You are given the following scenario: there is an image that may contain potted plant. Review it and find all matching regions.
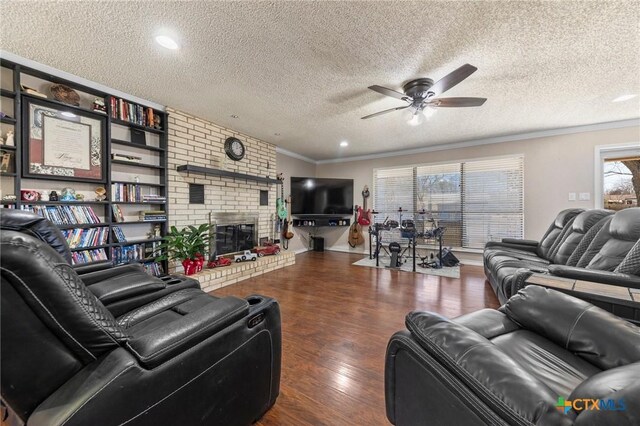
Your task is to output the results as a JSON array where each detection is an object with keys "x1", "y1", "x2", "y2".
[{"x1": 156, "y1": 224, "x2": 210, "y2": 275}]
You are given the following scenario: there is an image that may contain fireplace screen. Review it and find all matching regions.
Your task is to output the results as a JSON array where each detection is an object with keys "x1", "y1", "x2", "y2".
[{"x1": 209, "y1": 213, "x2": 258, "y2": 258}]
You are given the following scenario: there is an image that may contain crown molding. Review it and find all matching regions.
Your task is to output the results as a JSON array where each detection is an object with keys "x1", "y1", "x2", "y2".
[
  {"x1": 1, "y1": 50, "x2": 165, "y2": 111},
  {"x1": 313, "y1": 118, "x2": 640, "y2": 165},
  {"x1": 275, "y1": 146, "x2": 317, "y2": 164}
]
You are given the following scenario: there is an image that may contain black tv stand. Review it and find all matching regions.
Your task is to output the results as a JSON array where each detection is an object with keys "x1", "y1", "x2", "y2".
[{"x1": 292, "y1": 217, "x2": 350, "y2": 227}]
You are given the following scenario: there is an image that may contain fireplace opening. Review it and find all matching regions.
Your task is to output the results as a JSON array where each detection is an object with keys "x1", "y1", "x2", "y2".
[{"x1": 209, "y1": 212, "x2": 258, "y2": 259}]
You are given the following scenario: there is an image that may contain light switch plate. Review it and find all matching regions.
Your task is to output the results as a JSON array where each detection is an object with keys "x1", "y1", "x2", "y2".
[
  {"x1": 579, "y1": 192, "x2": 591, "y2": 201},
  {"x1": 568, "y1": 192, "x2": 577, "y2": 201}
]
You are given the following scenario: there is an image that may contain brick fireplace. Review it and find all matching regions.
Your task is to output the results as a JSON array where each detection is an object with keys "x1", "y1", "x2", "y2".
[{"x1": 166, "y1": 108, "x2": 294, "y2": 285}]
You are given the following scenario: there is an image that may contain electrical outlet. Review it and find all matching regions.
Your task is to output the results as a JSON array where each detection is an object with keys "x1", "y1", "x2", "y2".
[
  {"x1": 579, "y1": 192, "x2": 591, "y2": 201},
  {"x1": 568, "y1": 192, "x2": 577, "y2": 201}
]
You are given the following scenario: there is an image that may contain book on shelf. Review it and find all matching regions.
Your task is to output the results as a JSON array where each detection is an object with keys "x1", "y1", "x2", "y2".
[
  {"x1": 61, "y1": 227, "x2": 109, "y2": 249},
  {"x1": 111, "y1": 204, "x2": 125, "y2": 222},
  {"x1": 111, "y1": 153, "x2": 142, "y2": 163},
  {"x1": 139, "y1": 210, "x2": 167, "y2": 221},
  {"x1": 143, "y1": 261, "x2": 164, "y2": 277},
  {"x1": 19, "y1": 205, "x2": 101, "y2": 225},
  {"x1": 112, "y1": 225, "x2": 127, "y2": 243},
  {"x1": 109, "y1": 97, "x2": 159, "y2": 129},
  {"x1": 71, "y1": 248, "x2": 108, "y2": 265},
  {"x1": 111, "y1": 244, "x2": 145, "y2": 265}
]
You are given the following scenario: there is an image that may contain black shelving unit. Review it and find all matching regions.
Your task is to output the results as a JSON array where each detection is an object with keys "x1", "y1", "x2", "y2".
[{"x1": 1, "y1": 58, "x2": 169, "y2": 274}]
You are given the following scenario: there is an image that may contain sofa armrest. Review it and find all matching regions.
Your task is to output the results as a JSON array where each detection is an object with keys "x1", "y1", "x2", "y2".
[
  {"x1": 501, "y1": 238, "x2": 539, "y2": 246},
  {"x1": 127, "y1": 296, "x2": 249, "y2": 368},
  {"x1": 81, "y1": 263, "x2": 146, "y2": 286},
  {"x1": 485, "y1": 239, "x2": 539, "y2": 253},
  {"x1": 405, "y1": 311, "x2": 569, "y2": 425},
  {"x1": 548, "y1": 265, "x2": 640, "y2": 290},
  {"x1": 72, "y1": 261, "x2": 113, "y2": 275}
]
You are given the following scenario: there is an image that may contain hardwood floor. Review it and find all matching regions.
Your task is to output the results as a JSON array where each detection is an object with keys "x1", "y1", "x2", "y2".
[{"x1": 212, "y1": 251, "x2": 499, "y2": 426}]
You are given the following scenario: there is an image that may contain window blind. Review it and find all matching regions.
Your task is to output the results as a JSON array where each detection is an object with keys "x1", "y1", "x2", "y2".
[
  {"x1": 462, "y1": 156, "x2": 524, "y2": 249},
  {"x1": 416, "y1": 163, "x2": 462, "y2": 247},
  {"x1": 373, "y1": 166, "x2": 414, "y2": 218},
  {"x1": 373, "y1": 155, "x2": 524, "y2": 249}
]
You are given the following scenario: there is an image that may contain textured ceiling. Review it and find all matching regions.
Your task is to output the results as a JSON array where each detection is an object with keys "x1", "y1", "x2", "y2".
[{"x1": 1, "y1": 1, "x2": 639, "y2": 160}]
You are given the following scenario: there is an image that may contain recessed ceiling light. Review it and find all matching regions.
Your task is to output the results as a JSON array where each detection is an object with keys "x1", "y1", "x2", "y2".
[
  {"x1": 340, "y1": 141, "x2": 349, "y2": 147},
  {"x1": 274, "y1": 133, "x2": 281, "y2": 136},
  {"x1": 612, "y1": 94, "x2": 637, "y2": 103},
  {"x1": 230, "y1": 114, "x2": 239, "y2": 118},
  {"x1": 155, "y1": 35, "x2": 179, "y2": 50},
  {"x1": 60, "y1": 111, "x2": 76, "y2": 118}
]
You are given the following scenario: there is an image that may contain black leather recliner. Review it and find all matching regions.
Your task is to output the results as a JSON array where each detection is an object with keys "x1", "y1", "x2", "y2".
[
  {"x1": 484, "y1": 208, "x2": 585, "y2": 302},
  {"x1": 1, "y1": 217, "x2": 281, "y2": 425},
  {"x1": 385, "y1": 285, "x2": 640, "y2": 425},
  {"x1": 0, "y1": 210, "x2": 200, "y2": 316}
]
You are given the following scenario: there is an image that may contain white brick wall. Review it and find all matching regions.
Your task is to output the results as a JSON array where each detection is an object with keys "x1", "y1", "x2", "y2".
[{"x1": 167, "y1": 108, "x2": 278, "y2": 243}]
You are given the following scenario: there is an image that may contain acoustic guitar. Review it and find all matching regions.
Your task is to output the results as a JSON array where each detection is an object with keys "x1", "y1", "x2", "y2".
[
  {"x1": 348, "y1": 206, "x2": 364, "y2": 247},
  {"x1": 283, "y1": 196, "x2": 294, "y2": 240},
  {"x1": 357, "y1": 185, "x2": 371, "y2": 226}
]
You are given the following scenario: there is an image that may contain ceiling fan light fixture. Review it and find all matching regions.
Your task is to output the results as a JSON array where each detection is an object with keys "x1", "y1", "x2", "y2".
[
  {"x1": 407, "y1": 110, "x2": 424, "y2": 126},
  {"x1": 423, "y1": 106, "x2": 436, "y2": 118}
]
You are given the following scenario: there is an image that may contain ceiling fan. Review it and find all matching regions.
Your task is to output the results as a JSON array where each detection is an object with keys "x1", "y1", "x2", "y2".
[{"x1": 361, "y1": 64, "x2": 487, "y2": 125}]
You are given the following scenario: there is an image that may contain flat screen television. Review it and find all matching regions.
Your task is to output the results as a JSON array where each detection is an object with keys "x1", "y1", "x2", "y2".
[{"x1": 290, "y1": 177, "x2": 353, "y2": 216}]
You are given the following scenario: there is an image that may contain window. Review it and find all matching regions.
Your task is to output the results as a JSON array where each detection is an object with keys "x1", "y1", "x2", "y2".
[
  {"x1": 603, "y1": 156, "x2": 638, "y2": 211},
  {"x1": 374, "y1": 155, "x2": 524, "y2": 249}
]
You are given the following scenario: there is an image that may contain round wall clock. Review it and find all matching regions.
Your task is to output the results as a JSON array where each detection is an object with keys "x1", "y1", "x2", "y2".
[{"x1": 224, "y1": 137, "x2": 246, "y2": 161}]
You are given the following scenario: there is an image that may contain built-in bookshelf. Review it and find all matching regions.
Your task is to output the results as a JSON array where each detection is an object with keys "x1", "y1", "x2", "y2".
[{"x1": 0, "y1": 59, "x2": 169, "y2": 275}]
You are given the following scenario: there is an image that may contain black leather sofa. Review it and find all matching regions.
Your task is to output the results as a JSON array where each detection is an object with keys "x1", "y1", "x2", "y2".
[
  {"x1": 1, "y1": 212, "x2": 281, "y2": 425},
  {"x1": 385, "y1": 285, "x2": 640, "y2": 425},
  {"x1": 484, "y1": 208, "x2": 640, "y2": 304},
  {"x1": 0, "y1": 209, "x2": 201, "y2": 316}
]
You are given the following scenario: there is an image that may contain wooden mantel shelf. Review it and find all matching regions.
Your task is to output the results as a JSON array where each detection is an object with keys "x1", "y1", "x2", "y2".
[{"x1": 176, "y1": 165, "x2": 281, "y2": 184}]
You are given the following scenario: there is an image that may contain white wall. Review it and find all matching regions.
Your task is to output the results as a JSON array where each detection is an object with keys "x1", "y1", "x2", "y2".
[
  {"x1": 314, "y1": 125, "x2": 640, "y2": 257},
  {"x1": 276, "y1": 151, "x2": 317, "y2": 253}
]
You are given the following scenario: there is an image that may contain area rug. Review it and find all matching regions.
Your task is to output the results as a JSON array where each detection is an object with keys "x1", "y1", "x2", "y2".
[{"x1": 353, "y1": 256, "x2": 461, "y2": 278}]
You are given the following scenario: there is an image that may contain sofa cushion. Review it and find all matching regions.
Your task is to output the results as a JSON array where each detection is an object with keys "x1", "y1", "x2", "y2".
[
  {"x1": 550, "y1": 210, "x2": 613, "y2": 265},
  {"x1": 491, "y1": 330, "x2": 601, "y2": 396},
  {"x1": 406, "y1": 310, "x2": 572, "y2": 425},
  {"x1": 569, "y1": 362, "x2": 640, "y2": 408},
  {"x1": 505, "y1": 286, "x2": 640, "y2": 370},
  {"x1": 587, "y1": 208, "x2": 640, "y2": 271}
]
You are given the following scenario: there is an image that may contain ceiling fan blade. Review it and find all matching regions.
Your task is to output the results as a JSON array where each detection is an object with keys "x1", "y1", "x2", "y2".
[
  {"x1": 361, "y1": 105, "x2": 410, "y2": 120},
  {"x1": 428, "y1": 64, "x2": 478, "y2": 97},
  {"x1": 428, "y1": 97, "x2": 487, "y2": 108},
  {"x1": 368, "y1": 85, "x2": 411, "y2": 101}
]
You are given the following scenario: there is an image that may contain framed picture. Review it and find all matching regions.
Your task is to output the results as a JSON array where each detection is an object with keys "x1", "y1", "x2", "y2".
[{"x1": 22, "y1": 97, "x2": 106, "y2": 182}]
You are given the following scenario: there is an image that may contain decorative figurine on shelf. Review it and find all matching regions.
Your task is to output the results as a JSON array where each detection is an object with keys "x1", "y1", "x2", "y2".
[
  {"x1": 91, "y1": 98, "x2": 107, "y2": 114},
  {"x1": 75, "y1": 193, "x2": 85, "y2": 201},
  {"x1": 0, "y1": 152, "x2": 11, "y2": 173},
  {"x1": 153, "y1": 115, "x2": 161, "y2": 130},
  {"x1": 5, "y1": 131, "x2": 14, "y2": 147},
  {"x1": 49, "y1": 190, "x2": 59, "y2": 201},
  {"x1": 94, "y1": 187, "x2": 107, "y2": 201},
  {"x1": 60, "y1": 187, "x2": 76, "y2": 201},
  {"x1": 2, "y1": 194, "x2": 17, "y2": 202},
  {"x1": 20, "y1": 190, "x2": 39, "y2": 202},
  {"x1": 50, "y1": 84, "x2": 80, "y2": 106},
  {"x1": 147, "y1": 224, "x2": 162, "y2": 239},
  {"x1": 40, "y1": 191, "x2": 50, "y2": 202},
  {"x1": 134, "y1": 175, "x2": 140, "y2": 183}
]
